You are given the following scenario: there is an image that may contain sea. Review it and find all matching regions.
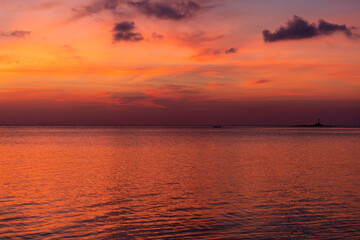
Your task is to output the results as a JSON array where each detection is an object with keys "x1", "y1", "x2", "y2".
[{"x1": 0, "y1": 127, "x2": 359, "y2": 239}]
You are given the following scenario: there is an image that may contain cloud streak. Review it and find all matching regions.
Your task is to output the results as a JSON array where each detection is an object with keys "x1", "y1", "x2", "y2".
[
  {"x1": 253, "y1": 79, "x2": 271, "y2": 85},
  {"x1": 0, "y1": 30, "x2": 31, "y2": 38},
  {"x1": 107, "y1": 84, "x2": 205, "y2": 108},
  {"x1": 263, "y1": 16, "x2": 358, "y2": 42}
]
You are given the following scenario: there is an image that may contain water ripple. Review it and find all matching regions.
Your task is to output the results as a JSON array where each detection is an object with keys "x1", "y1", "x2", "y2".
[{"x1": 1, "y1": 127, "x2": 359, "y2": 239}]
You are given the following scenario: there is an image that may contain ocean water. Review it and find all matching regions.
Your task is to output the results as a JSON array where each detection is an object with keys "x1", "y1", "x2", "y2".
[{"x1": 0, "y1": 127, "x2": 359, "y2": 239}]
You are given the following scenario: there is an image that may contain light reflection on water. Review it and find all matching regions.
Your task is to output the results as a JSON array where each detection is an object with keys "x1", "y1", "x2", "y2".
[{"x1": 0, "y1": 127, "x2": 359, "y2": 239}]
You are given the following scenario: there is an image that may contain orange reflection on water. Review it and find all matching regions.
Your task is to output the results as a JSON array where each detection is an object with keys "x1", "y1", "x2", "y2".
[{"x1": 0, "y1": 127, "x2": 359, "y2": 239}]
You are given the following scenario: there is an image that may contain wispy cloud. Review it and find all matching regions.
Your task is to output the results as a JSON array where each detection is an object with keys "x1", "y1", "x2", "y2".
[
  {"x1": 0, "y1": 30, "x2": 31, "y2": 38},
  {"x1": 128, "y1": 0, "x2": 200, "y2": 20},
  {"x1": 225, "y1": 47, "x2": 237, "y2": 54},
  {"x1": 70, "y1": 0, "x2": 122, "y2": 20},
  {"x1": 253, "y1": 79, "x2": 271, "y2": 85},
  {"x1": 152, "y1": 32, "x2": 164, "y2": 39},
  {"x1": 28, "y1": 2, "x2": 61, "y2": 11}
]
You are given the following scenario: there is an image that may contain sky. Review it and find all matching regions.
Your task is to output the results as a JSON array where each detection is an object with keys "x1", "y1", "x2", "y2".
[{"x1": 0, "y1": 0, "x2": 359, "y2": 125}]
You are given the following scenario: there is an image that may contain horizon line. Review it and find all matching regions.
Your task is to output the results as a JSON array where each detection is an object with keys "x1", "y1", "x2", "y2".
[{"x1": 0, "y1": 124, "x2": 359, "y2": 128}]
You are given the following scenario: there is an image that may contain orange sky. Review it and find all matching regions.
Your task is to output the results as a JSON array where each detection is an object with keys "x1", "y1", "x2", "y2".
[{"x1": 0, "y1": 0, "x2": 359, "y2": 125}]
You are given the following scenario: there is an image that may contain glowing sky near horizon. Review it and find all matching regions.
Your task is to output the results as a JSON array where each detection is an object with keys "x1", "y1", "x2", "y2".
[{"x1": 0, "y1": 0, "x2": 359, "y2": 125}]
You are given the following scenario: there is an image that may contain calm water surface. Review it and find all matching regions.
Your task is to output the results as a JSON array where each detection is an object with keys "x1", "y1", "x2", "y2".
[{"x1": 0, "y1": 127, "x2": 359, "y2": 239}]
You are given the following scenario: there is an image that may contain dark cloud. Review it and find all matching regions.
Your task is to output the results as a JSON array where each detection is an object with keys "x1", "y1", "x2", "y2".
[
  {"x1": 0, "y1": 31, "x2": 31, "y2": 38},
  {"x1": 225, "y1": 47, "x2": 237, "y2": 54},
  {"x1": 128, "y1": 0, "x2": 200, "y2": 20},
  {"x1": 263, "y1": 15, "x2": 358, "y2": 42},
  {"x1": 263, "y1": 16, "x2": 317, "y2": 42},
  {"x1": 112, "y1": 21, "x2": 144, "y2": 42},
  {"x1": 317, "y1": 19, "x2": 354, "y2": 37},
  {"x1": 113, "y1": 21, "x2": 135, "y2": 32},
  {"x1": 114, "y1": 32, "x2": 144, "y2": 41},
  {"x1": 71, "y1": 0, "x2": 204, "y2": 22}
]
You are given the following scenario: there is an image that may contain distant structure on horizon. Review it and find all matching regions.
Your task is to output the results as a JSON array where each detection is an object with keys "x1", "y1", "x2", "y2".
[
  {"x1": 312, "y1": 118, "x2": 324, "y2": 127},
  {"x1": 295, "y1": 118, "x2": 327, "y2": 128}
]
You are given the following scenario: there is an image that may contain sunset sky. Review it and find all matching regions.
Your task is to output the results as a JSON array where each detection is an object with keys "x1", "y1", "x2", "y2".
[{"x1": 1, "y1": 0, "x2": 359, "y2": 125}]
